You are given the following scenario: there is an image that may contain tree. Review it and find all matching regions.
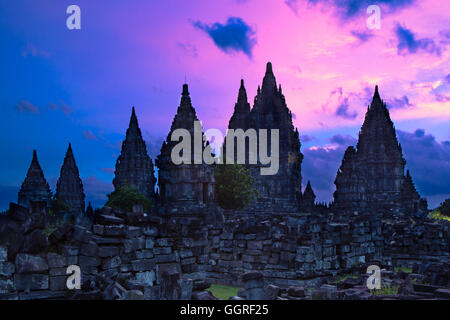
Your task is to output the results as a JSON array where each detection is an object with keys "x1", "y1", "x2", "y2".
[
  {"x1": 214, "y1": 163, "x2": 258, "y2": 210},
  {"x1": 437, "y1": 199, "x2": 450, "y2": 216},
  {"x1": 51, "y1": 196, "x2": 71, "y2": 213},
  {"x1": 106, "y1": 185, "x2": 152, "y2": 212}
]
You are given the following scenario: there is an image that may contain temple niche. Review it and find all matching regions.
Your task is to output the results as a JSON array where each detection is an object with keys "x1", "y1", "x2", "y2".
[
  {"x1": 156, "y1": 84, "x2": 215, "y2": 207},
  {"x1": 333, "y1": 86, "x2": 428, "y2": 217},
  {"x1": 113, "y1": 107, "x2": 157, "y2": 201},
  {"x1": 55, "y1": 143, "x2": 85, "y2": 214},
  {"x1": 18, "y1": 150, "x2": 52, "y2": 211},
  {"x1": 224, "y1": 62, "x2": 303, "y2": 213}
]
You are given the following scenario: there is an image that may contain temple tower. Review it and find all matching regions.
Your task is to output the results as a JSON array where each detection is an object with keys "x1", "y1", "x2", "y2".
[
  {"x1": 113, "y1": 107, "x2": 156, "y2": 200},
  {"x1": 301, "y1": 180, "x2": 316, "y2": 212},
  {"x1": 156, "y1": 84, "x2": 215, "y2": 205},
  {"x1": 18, "y1": 150, "x2": 52, "y2": 210},
  {"x1": 333, "y1": 86, "x2": 428, "y2": 216},
  {"x1": 225, "y1": 62, "x2": 303, "y2": 212},
  {"x1": 55, "y1": 143, "x2": 85, "y2": 214}
]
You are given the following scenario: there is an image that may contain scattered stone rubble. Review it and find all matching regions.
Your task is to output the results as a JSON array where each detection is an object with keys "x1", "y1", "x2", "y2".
[{"x1": 0, "y1": 202, "x2": 448, "y2": 300}]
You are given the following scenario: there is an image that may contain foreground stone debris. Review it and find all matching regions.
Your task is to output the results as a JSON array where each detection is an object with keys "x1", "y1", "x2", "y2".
[{"x1": 0, "y1": 202, "x2": 448, "y2": 300}]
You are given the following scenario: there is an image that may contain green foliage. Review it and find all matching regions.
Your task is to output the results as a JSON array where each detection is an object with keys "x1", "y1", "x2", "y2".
[
  {"x1": 106, "y1": 185, "x2": 152, "y2": 212},
  {"x1": 436, "y1": 199, "x2": 450, "y2": 216},
  {"x1": 429, "y1": 211, "x2": 450, "y2": 222},
  {"x1": 330, "y1": 273, "x2": 359, "y2": 284},
  {"x1": 214, "y1": 163, "x2": 259, "y2": 210},
  {"x1": 207, "y1": 284, "x2": 240, "y2": 300},
  {"x1": 51, "y1": 196, "x2": 71, "y2": 213},
  {"x1": 394, "y1": 266, "x2": 412, "y2": 274},
  {"x1": 43, "y1": 220, "x2": 65, "y2": 238},
  {"x1": 371, "y1": 284, "x2": 399, "y2": 295}
]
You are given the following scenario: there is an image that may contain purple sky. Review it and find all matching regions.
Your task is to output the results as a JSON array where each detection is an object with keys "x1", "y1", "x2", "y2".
[{"x1": 0, "y1": 0, "x2": 449, "y2": 209}]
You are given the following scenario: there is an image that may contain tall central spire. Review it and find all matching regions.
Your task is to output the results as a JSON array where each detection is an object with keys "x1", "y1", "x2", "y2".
[{"x1": 261, "y1": 62, "x2": 277, "y2": 94}]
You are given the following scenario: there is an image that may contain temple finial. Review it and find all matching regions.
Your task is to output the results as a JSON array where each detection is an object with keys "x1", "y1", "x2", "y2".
[{"x1": 182, "y1": 83, "x2": 189, "y2": 96}]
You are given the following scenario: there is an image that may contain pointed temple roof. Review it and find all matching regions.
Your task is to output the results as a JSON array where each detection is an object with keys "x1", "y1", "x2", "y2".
[
  {"x1": 303, "y1": 180, "x2": 316, "y2": 200},
  {"x1": 56, "y1": 143, "x2": 85, "y2": 213},
  {"x1": 18, "y1": 150, "x2": 52, "y2": 208},
  {"x1": 113, "y1": 107, "x2": 156, "y2": 200},
  {"x1": 333, "y1": 86, "x2": 426, "y2": 215},
  {"x1": 228, "y1": 79, "x2": 251, "y2": 131},
  {"x1": 261, "y1": 62, "x2": 277, "y2": 94}
]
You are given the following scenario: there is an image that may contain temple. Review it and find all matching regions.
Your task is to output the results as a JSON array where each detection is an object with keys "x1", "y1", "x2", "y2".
[
  {"x1": 55, "y1": 143, "x2": 85, "y2": 214},
  {"x1": 113, "y1": 107, "x2": 157, "y2": 200},
  {"x1": 225, "y1": 62, "x2": 303, "y2": 212},
  {"x1": 333, "y1": 86, "x2": 428, "y2": 216},
  {"x1": 156, "y1": 84, "x2": 215, "y2": 206},
  {"x1": 17, "y1": 150, "x2": 52, "y2": 210}
]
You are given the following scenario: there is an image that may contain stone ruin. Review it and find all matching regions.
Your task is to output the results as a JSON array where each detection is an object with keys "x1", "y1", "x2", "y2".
[
  {"x1": 55, "y1": 143, "x2": 85, "y2": 215},
  {"x1": 1, "y1": 62, "x2": 448, "y2": 300},
  {"x1": 0, "y1": 202, "x2": 448, "y2": 300},
  {"x1": 113, "y1": 107, "x2": 157, "y2": 201},
  {"x1": 332, "y1": 86, "x2": 428, "y2": 217},
  {"x1": 18, "y1": 150, "x2": 52, "y2": 211}
]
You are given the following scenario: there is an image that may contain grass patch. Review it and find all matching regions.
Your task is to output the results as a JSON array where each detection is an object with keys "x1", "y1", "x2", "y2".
[
  {"x1": 330, "y1": 274, "x2": 359, "y2": 284},
  {"x1": 394, "y1": 266, "x2": 412, "y2": 274},
  {"x1": 429, "y1": 211, "x2": 450, "y2": 222},
  {"x1": 371, "y1": 284, "x2": 399, "y2": 296},
  {"x1": 207, "y1": 284, "x2": 240, "y2": 300}
]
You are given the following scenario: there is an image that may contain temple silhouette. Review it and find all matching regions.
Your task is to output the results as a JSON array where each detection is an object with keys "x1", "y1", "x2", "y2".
[{"x1": 15, "y1": 62, "x2": 427, "y2": 217}]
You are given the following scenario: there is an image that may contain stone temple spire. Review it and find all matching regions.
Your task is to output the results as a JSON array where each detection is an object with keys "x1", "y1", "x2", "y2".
[
  {"x1": 18, "y1": 150, "x2": 52, "y2": 209},
  {"x1": 228, "y1": 79, "x2": 251, "y2": 130},
  {"x1": 113, "y1": 107, "x2": 156, "y2": 200},
  {"x1": 261, "y1": 62, "x2": 277, "y2": 95},
  {"x1": 156, "y1": 83, "x2": 214, "y2": 205},
  {"x1": 56, "y1": 143, "x2": 85, "y2": 214},
  {"x1": 333, "y1": 86, "x2": 427, "y2": 216},
  {"x1": 301, "y1": 180, "x2": 316, "y2": 211}
]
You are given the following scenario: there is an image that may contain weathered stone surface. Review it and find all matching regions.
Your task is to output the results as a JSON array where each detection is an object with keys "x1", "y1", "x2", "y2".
[
  {"x1": 14, "y1": 274, "x2": 49, "y2": 291},
  {"x1": 98, "y1": 246, "x2": 119, "y2": 258},
  {"x1": 15, "y1": 253, "x2": 48, "y2": 273},
  {"x1": 0, "y1": 246, "x2": 7, "y2": 262}
]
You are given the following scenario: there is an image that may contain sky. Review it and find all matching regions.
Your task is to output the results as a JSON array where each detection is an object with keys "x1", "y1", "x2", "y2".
[{"x1": 0, "y1": 0, "x2": 449, "y2": 209}]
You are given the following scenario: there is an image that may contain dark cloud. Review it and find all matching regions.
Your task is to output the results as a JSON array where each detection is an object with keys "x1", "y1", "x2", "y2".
[
  {"x1": 101, "y1": 168, "x2": 115, "y2": 175},
  {"x1": 291, "y1": 0, "x2": 414, "y2": 18},
  {"x1": 300, "y1": 134, "x2": 316, "y2": 143},
  {"x1": 83, "y1": 175, "x2": 113, "y2": 209},
  {"x1": 143, "y1": 130, "x2": 165, "y2": 160},
  {"x1": 302, "y1": 129, "x2": 450, "y2": 208},
  {"x1": 192, "y1": 17, "x2": 256, "y2": 58},
  {"x1": 395, "y1": 24, "x2": 442, "y2": 56},
  {"x1": 15, "y1": 100, "x2": 39, "y2": 114},
  {"x1": 48, "y1": 101, "x2": 73, "y2": 116},
  {"x1": 83, "y1": 130, "x2": 98, "y2": 141},
  {"x1": 397, "y1": 129, "x2": 450, "y2": 198},
  {"x1": 351, "y1": 30, "x2": 374, "y2": 43},
  {"x1": 446, "y1": 74, "x2": 450, "y2": 84},
  {"x1": 335, "y1": 98, "x2": 357, "y2": 119},
  {"x1": 302, "y1": 145, "x2": 347, "y2": 202},
  {"x1": 177, "y1": 43, "x2": 198, "y2": 58},
  {"x1": 329, "y1": 134, "x2": 357, "y2": 146},
  {"x1": 387, "y1": 95, "x2": 414, "y2": 109}
]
